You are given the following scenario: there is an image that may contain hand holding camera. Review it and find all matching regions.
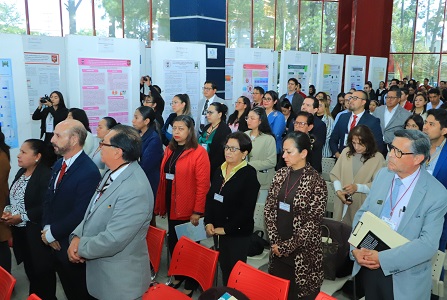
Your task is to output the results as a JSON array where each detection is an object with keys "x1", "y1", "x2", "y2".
[{"x1": 38, "y1": 94, "x2": 52, "y2": 108}]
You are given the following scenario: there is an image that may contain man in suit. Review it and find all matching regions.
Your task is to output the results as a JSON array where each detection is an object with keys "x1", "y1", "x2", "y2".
[
  {"x1": 197, "y1": 81, "x2": 224, "y2": 133},
  {"x1": 280, "y1": 78, "x2": 304, "y2": 114},
  {"x1": 330, "y1": 90, "x2": 384, "y2": 158},
  {"x1": 373, "y1": 86, "x2": 411, "y2": 156},
  {"x1": 41, "y1": 119, "x2": 101, "y2": 300},
  {"x1": 351, "y1": 129, "x2": 447, "y2": 300},
  {"x1": 68, "y1": 125, "x2": 152, "y2": 300}
]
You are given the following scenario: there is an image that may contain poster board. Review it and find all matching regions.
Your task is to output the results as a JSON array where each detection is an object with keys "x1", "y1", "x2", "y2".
[
  {"x1": 315, "y1": 53, "x2": 344, "y2": 109},
  {"x1": 368, "y1": 57, "x2": 388, "y2": 90},
  {"x1": 310, "y1": 53, "x2": 318, "y2": 86},
  {"x1": 272, "y1": 51, "x2": 279, "y2": 92},
  {"x1": 344, "y1": 55, "x2": 366, "y2": 92},
  {"x1": 279, "y1": 51, "x2": 312, "y2": 96},
  {"x1": 225, "y1": 48, "x2": 235, "y2": 102}
]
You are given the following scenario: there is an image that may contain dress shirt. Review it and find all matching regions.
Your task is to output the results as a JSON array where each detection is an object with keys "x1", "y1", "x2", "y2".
[
  {"x1": 426, "y1": 138, "x2": 446, "y2": 174},
  {"x1": 285, "y1": 93, "x2": 294, "y2": 102},
  {"x1": 427, "y1": 102, "x2": 443, "y2": 110},
  {"x1": 347, "y1": 110, "x2": 365, "y2": 132},
  {"x1": 384, "y1": 105, "x2": 399, "y2": 128}
]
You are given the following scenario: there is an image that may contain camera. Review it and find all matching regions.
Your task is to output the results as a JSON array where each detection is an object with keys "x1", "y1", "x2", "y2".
[
  {"x1": 345, "y1": 194, "x2": 353, "y2": 203},
  {"x1": 143, "y1": 76, "x2": 151, "y2": 82},
  {"x1": 40, "y1": 94, "x2": 51, "y2": 104}
]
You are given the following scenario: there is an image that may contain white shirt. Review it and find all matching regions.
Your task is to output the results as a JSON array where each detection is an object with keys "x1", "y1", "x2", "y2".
[
  {"x1": 347, "y1": 110, "x2": 365, "y2": 132},
  {"x1": 384, "y1": 105, "x2": 399, "y2": 128},
  {"x1": 427, "y1": 102, "x2": 442, "y2": 110}
]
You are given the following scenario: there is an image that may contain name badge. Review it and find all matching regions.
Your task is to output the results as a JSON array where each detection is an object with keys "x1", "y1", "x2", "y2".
[
  {"x1": 214, "y1": 193, "x2": 224, "y2": 202},
  {"x1": 201, "y1": 143, "x2": 208, "y2": 151},
  {"x1": 201, "y1": 115, "x2": 207, "y2": 125},
  {"x1": 381, "y1": 216, "x2": 397, "y2": 231},
  {"x1": 166, "y1": 173, "x2": 174, "y2": 180},
  {"x1": 343, "y1": 134, "x2": 349, "y2": 146},
  {"x1": 279, "y1": 202, "x2": 291, "y2": 212}
]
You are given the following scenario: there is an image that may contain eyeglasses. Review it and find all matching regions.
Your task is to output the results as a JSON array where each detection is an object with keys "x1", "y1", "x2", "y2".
[
  {"x1": 235, "y1": 101, "x2": 245, "y2": 105},
  {"x1": 171, "y1": 101, "x2": 181, "y2": 105},
  {"x1": 99, "y1": 142, "x2": 123, "y2": 151},
  {"x1": 252, "y1": 92, "x2": 261, "y2": 95},
  {"x1": 245, "y1": 116, "x2": 259, "y2": 121},
  {"x1": 223, "y1": 145, "x2": 241, "y2": 152},
  {"x1": 293, "y1": 121, "x2": 308, "y2": 127},
  {"x1": 206, "y1": 110, "x2": 217, "y2": 115},
  {"x1": 144, "y1": 100, "x2": 154, "y2": 104},
  {"x1": 389, "y1": 144, "x2": 414, "y2": 158},
  {"x1": 202, "y1": 87, "x2": 213, "y2": 91},
  {"x1": 387, "y1": 96, "x2": 400, "y2": 100},
  {"x1": 350, "y1": 96, "x2": 366, "y2": 101},
  {"x1": 263, "y1": 98, "x2": 273, "y2": 102}
]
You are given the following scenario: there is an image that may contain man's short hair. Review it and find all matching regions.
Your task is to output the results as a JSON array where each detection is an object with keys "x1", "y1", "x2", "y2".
[
  {"x1": 305, "y1": 96, "x2": 319, "y2": 109},
  {"x1": 204, "y1": 81, "x2": 217, "y2": 90},
  {"x1": 388, "y1": 85, "x2": 402, "y2": 98},
  {"x1": 391, "y1": 78, "x2": 400, "y2": 85},
  {"x1": 401, "y1": 87, "x2": 409, "y2": 96},
  {"x1": 365, "y1": 82, "x2": 372, "y2": 88},
  {"x1": 288, "y1": 78, "x2": 298, "y2": 86},
  {"x1": 394, "y1": 129, "x2": 430, "y2": 165},
  {"x1": 441, "y1": 81, "x2": 446, "y2": 84},
  {"x1": 254, "y1": 86, "x2": 265, "y2": 95},
  {"x1": 296, "y1": 111, "x2": 314, "y2": 126},
  {"x1": 68, "y1": 121, "x2": 87, "y2": 146},
  {"x1": 109, "y1": 125, "x2": 142, "y2": 162},
  {"x1": 428, "y1": 88, "x2": 441, "y2": 96},
  {"x1": 427, "y1": 109, "x2": 447, "y2": 137}
]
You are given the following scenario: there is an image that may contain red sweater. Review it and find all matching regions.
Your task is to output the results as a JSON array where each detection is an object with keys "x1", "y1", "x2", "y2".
[{"x1": 154, "y1": 146, "x2": 210, "y2": 220}]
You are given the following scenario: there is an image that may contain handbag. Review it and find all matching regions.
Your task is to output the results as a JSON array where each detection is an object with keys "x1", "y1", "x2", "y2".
[
  {"x1": 247, "y1": 230, "x2": 269, "y2": 257},
  {"x1": 321, "y1": 224, "x2": 339, "y2": 280}
]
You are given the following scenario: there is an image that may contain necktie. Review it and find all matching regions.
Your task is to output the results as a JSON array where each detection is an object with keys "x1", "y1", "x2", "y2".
[
  {"x1": 56, "y1": 162, "x2": 67, "y2": 186},
  {"x1": 350, "y1": 115, "x2": 358, "y2": 131},
  {"x1": 202, "y1": 99, "x2": 209, "y2": 115},
  {"x1": 380, "y1": 178, "x2": 403, "y2": 218}
]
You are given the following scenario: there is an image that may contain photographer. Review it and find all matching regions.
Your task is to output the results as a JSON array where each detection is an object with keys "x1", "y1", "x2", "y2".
[
  {"x1": 32, "y1": 91, "x2": 68, "y2": 164},
  {"x1": 140, "y1": 75, "x2": 151, "y2": 104}
]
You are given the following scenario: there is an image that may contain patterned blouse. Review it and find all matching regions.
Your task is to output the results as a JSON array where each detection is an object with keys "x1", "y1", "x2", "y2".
[{"x1": 9, "y1": 174, "x2": 30, "y2": 227}]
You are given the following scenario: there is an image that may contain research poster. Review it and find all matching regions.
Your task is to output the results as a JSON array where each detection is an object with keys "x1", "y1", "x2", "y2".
[
  {"x1": 0, "y1": 58, "x2": 19, "y2": 148},
  {"x1": 322, "y1": 64, "x2": 341, "y2": 100},
  {"x1": 163, "y1": 60, "x2": 201, "y2": 114},
  {"x1": 242, "y1": 64, "x2": 269, "y2": 101},
  {"x1": 225, "y1": 49, "x2": 235, "y2": 101},
  {"x1": 78, "y1": 58, "x2": 131, "y2": 132},
  {"x1": 349, "y1": 67, "x2": 364, "y2": 90},
  {"x1": 24, "y1": 52, "x2": 61, "y2": 114},
  {"x1": 287, "y1": 64, "x2": 309, "y2": 94}
]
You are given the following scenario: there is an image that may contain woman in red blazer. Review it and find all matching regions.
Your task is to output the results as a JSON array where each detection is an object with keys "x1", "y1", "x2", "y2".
[{"x1": 154, "y1": 115, "x2": 210, "y2": 297}]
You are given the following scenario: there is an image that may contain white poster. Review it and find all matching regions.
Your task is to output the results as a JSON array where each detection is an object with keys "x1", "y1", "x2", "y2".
[
  {"x1": 323, "y1": 64, "x2": 342, "y2": 100},
  {"x1": 287, "y1": 65, "x2": 309, "y2": 93},
  {"x1": 242, "y1": 64, "x2": 269, "y2": 101},
  {"x1": 24, "y1": 52, "x2": 61, "y2": 114},
  {"x1": 78, "y1": 58, "x2": 132, "y2": 132},
  {"x1": 163, "y1": 60, "x2": 201, "y2": 115},
  {"x1": 0, "y1": 58, "x2": 19, "y2": 148},
  {"x1": 225, "y1": 49, "x2": 235, "y2": 101},
  {"x1": 350, "y1": 67, "x2": 364, "y2": 90}
]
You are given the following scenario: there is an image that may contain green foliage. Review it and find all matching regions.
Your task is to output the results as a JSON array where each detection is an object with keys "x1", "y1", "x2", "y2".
[{"x1": 0, "y1": 2, "x2": 26, "y2": 34}]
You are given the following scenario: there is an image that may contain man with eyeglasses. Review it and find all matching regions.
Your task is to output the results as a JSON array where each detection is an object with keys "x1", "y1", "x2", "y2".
[
  {"x1": 373, "y1": 86, "x2": 411, "y2": 157},
  {"x1": 350, "y1": 129, "x2": 447, "y2": 300},
  {"x1": 330, "y1": 90, "x2": 384, "y2": 159},
  {"x1": 251, "y1": 86, "x2": 265, "y2": 108},
  {"x1": 427, "y1": 88, "x2": 444, "y2": 110},
  {"x1": 197, "y1": 81, "x2": 223, "y2": 133},
  {"x1": 279, "y1": 78, "x2": 304, "y2": 114},
  {"x1": 41, "y1": 119, "x2": 101, "y2": 300}
]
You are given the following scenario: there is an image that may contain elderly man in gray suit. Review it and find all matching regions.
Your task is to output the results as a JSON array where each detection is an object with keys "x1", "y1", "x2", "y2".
[
  {"x1": 351, "y1": 130, "x2": 447, "y2": 300},
  {"x1": 68, "y1": 125, "x2": 153, "y2": 300},
  {"x1": 373, "y1": 86, "x2": 411, "y2": 155},
  {"x1": 197, "y1": 81, "x2": 224, "y2": 133}
]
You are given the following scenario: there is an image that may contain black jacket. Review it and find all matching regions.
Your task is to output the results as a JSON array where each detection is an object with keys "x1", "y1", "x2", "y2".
[
  {"x1": 32, "y1": 106, "x2": 68, "y2": 139},
  {"x1": 202, "y1": 122, "x2": 232, "y2": 179}
]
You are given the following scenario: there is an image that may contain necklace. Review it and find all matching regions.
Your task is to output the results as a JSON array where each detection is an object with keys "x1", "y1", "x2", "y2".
[{"x1": 206, "y1": 122, "x2": 220, "y2": 140}]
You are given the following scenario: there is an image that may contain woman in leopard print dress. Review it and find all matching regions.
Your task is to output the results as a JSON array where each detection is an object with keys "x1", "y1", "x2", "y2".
[{"x1": 265, "y1": 131, "x2": 327, "y2": 300}]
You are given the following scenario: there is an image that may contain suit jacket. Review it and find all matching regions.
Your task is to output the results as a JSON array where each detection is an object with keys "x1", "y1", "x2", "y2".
[
  {"x1": 140, "y1": 126, "x2": 163, "y2": 194},
  {"x1": 433, "y1": 144, "x2": 447, "y2": 253},
  {"x1": 197, "y1": 95, "x2": 225, "y2": 131},
  {"x1": 329, "y1": 111, "x2": 384, "y2": 155},
  {"x1": 42, "y1": 151, "x2": 101, "y2": 262},
  {"x1": 373, "y1": 105, "x2": 412, "y2": 144},
  {"x1": 72, "y1": 162, "x2": 152, "y2": 300},
  {"x1": 351, "y1": 168, "x2": 447, "y2": 300},
  {"x1": 280, "y1": 92, "x2": 304, "y2": 114}
]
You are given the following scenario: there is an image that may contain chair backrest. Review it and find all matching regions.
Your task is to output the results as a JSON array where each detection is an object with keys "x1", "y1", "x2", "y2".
[
  {"x1": 253, "y1": 203, "x2": 265, "y2": 230},
  {"x1": 146, "y1": 225, "x2": 167, "y2": 273},
  {"x1": 322, "y1": 158, "x2": 336, "y2": 174},
  {"x1": 315, "y1": 291, "x2": 337, "y2": 300},
  {"x1": 27, "y1": 294, "x2": 42, "y2": 300},
  {"x1": 227, "y1": 261, "x2": 289, "y2": 300},
  {"x1": 168, "y1": 236, "x2": 219, "y2": 291},
  {"x1": 0, "y1": 266, "x2": 16, "y2": 300}
]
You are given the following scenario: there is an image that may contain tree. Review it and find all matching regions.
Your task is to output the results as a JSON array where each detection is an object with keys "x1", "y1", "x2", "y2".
[
  {"x1": 0, "y1": 2, "x2": 26, "y2": 34},
  {"x1": 65, "y1": 0, "x2": 83, "y2": 34}
]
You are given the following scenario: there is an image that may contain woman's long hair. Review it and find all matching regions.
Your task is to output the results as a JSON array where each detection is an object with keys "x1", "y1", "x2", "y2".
[
  {"x1": 228, "y1": 96, "x2": 251, "y2": 125},
  {"x1": 0, "y1": 131, "x2": 10, "y2": 161},
  {"x1": 347, "y1": 125, "x2": 378, "y2": 162},
  {"x1": 69, "y1": 108, "x2": 92, "y2": 132},
  {"x1": 250, "y1": 106, "x2": 273, "y2": 136}
]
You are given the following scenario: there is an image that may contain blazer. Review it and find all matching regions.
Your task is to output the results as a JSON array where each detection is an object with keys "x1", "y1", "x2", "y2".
[
  {"x1": 204, "y1": 164, "x2": 260, "y2": 236},
  {"x1": 197, "y1": 95, "x2": 225, "y2": 131},
  {"x1": 267, "y1": 110, "x2": 287, "y2": 154},
  {"x1": 140, "y1": 126, "x2": 163, "y2": 194},
  {"x1": 42, "y1": 151, "x2": 101, "y2": 262},
  {"x1": 8, "y1": 164, "x2": 53, "y2": 271},
  {"x1": 351, "y1": 168, "x2": 447, "y2": 300},
  {"x1": 32, "y1": 106, "x2": 68, "y2": 139},
  {"x1": 280, "y1": 92, "x2": 304, "y2": 114},
  {"x1": 433, "y1": 144, "x2": 447, "y2": 253},
  {"x1": 373, "y1": 105, "x2": 412, "y2": 144},
  {"x1": 0, "y1": 151, "x2": 11, "y2": 242},
  {"x1": 264, "y1": 164, "x2": 327, "y2": 298},
  {"x1": 201, "y1": 122, "x2": 232, "y2": 179},
  {"x1": 329, "y1": 111, "x2": 384, "y2": 155},
  {"x1": 72, "y1": 162, "x2": 152, "y2": 300}
]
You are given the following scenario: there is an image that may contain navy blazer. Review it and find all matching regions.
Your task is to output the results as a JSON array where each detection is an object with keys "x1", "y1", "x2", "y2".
[
  {"x1": 434, "y1": 144, "x2": 447, "y2": 254},
  {"x1": 42, "y1": 151, "x2": 101, "y2": 261},
  {"x1": 329, "y1": 111, "x2": 384, "y2": 155},
  {"x1": 139, "y1": 126, "x2": 163, "y2": 195}
]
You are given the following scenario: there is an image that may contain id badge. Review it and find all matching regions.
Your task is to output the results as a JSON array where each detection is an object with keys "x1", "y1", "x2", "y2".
[
  {"x1": 279, "y1": 202, "x2": 291, "y2": 212},
  {"x1": 166, "y1": 173, "x2": 174, "y2": 180},
  {"x1": 214, "y1": 193, "x2": 224, "y2": 203},
  {"x1": 201, "y1": 115, "x2": 207, "y2": 125},
  {"x1": 46, "y1": 114, "x2": 54, "y2": 133},
  {"x1": 201, "y1": 143, "x2": 208, "y2": 151},
  {"x1": 381, "y1": 216, "x2": 397, "y2": 230},
  {"x1": 343, "y1": 134, "x2": 349, "y2": 146}
]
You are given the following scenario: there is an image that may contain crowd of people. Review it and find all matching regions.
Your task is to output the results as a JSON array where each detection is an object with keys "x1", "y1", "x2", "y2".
[{"x1": 0, "y1": 75, "x2": 446, "y2": 300}]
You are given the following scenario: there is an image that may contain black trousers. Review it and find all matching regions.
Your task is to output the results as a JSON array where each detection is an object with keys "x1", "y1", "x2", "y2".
[
  {"x1": 360, "y1": 267, "x2": 394, "y2": 300},
  {"x1": 0, "y1": 240, "x2": 11, "y2": 273},
  {"x1": 213, "y1": 235, "x2": 250, "y2": 286}
]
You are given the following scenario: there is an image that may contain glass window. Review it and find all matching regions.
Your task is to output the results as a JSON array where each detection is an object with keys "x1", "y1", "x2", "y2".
[
  {"x1": 0, "y1": 0, "x2": 26, "y2": 34},
  {"x1": 28, "y1": 0, "x2": 61, "y2": 36},
  {"x1": 227, "y1": 0, "x2": 251, "y2": 48},
  {"x1": 95, "y1": 0, "x2": 123, "y2": 38},
  {"x1": 275, "y1": 0, "x2": 299, "y2": 50},
  {"x1": 390, "y1": 0, "x2": 416, "y2": 53},
  {"x1": 322, "y1": 1, "x2": 338, "y2": 53},
  {"x1": 253, "y1": 0, "x2": 275, "y2": 49},
  {"x1": 440, "y1": 54, "x2": 447, "y2": 80},
  {"x1": 152, "y1": 0, "x2": 170, "y2": 41},
  {"x1": 388, "y1": 54, "x2": 413, "y2": 81},
  {"x1": 414, "y1": 0, "x2": 445, "y2": 53},
  {"x1": 124, "y1": 0, "x2": 150, "y2": 45},
  {"x1": 413, "y1": 54, "x2": 440, "y2": 84},
  {"x1": 62, "y1": 0, "x2": 93, "y2": 36},
  {"x1": 299, "y1": 0, "x2": 323, "y2": 52}
]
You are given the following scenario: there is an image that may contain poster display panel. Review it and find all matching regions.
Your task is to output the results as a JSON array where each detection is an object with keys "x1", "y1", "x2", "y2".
[
  {"x1": 0, "y1": 58, "x2": 19, "y2": 148},
  {"x1": 344, "y1": 55, "x2": 366, "y2": 92},
  {"x1": 279, "y1": 51, "x2": 312, "y2": 95}
]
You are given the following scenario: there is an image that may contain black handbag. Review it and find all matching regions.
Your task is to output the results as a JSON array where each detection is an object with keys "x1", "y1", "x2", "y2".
[
  {"x1": 321, "y1": 224, "x2": 339, "y2": 280},
  {"x1": 247, "y1": 230, "x2": 269, "y2": 257}
]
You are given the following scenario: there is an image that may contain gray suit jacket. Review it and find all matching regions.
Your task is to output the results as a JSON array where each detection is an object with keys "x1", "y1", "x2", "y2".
[
  {"x1": 72, "y1": 162, "x2": 153, "y2": 300},
  {"x1": 197, "y1": 95, "x2": 225, "y2": 130},
  {"x1": 373, "y1": 105, "x2": 411, "y2": 144},
  {"x1": 351, "y1": 167, "x2": 447, "y2": 300}
]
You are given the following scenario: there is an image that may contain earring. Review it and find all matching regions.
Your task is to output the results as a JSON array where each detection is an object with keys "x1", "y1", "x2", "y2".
[{"x1": 35, "y1": 160, "x2": 39, "y2": 163}]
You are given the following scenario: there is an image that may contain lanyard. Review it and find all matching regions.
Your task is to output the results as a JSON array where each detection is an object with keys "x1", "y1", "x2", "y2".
[
  {"x1": 168, "y1": 148, "x2": 184, "y2": 174},
  {"x1": 283, "y1": 169, "x2": 304, "y2": 202},
  {"x1": 389, "y1": 168, "x2": 420, "y2": 216}
]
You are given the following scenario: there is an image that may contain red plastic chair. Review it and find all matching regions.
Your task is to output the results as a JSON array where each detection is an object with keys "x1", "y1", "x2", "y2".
[
  {"x1": 0, "y1": 266, "x2": 16, "y2": 300},
  {"x1": 227, "y1": 261, "x2": 290, "y2": 300},
  {"x1": 146, "y1": 225, "x2": 166, "y2": 280},
  {"x1": 143, "y1": 236, "x2": 219, "y2": 299},
  {"x1": 315, "y1": 291, "x2": 337, "y2": 300},
  {"x1": 27, "y1": 294, "x2": 42, "y2": 300}
]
